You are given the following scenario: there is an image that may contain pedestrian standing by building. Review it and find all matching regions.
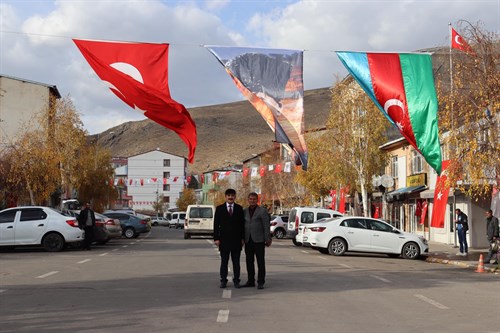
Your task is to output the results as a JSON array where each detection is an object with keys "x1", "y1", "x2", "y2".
[
  {"x1": 78, "y1": 202, "x2": 96, "y2": 251},
  {"x1": 242, "y1": 192, "x2": 271, "y2": 290},
  {"x1": 454, "y1": 208, "x2": 469, "y2": 256},
  {"x1": 213, "y1": 189, "x2": 245, "y2": 289},
  {"x1": 484, "y1": 209, "x2": 499, "y2": 264}
]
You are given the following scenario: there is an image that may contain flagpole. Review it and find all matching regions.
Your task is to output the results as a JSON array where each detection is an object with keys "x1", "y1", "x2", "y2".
[{"x1": 449, "y1": 23, "x2": 457, "y2": 247}]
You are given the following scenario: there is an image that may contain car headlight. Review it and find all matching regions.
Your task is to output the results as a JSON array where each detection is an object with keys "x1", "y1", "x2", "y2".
[{"x1": 419, "y1": 236, "x2": 428, "y2": 245}]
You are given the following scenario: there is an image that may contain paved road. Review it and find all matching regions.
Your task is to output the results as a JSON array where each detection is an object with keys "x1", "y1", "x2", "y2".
[{"x1": 1, "y1": 227, "x2": 499, "y2": 333}]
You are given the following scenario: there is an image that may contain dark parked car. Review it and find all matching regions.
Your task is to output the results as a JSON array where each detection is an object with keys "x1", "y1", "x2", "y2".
[{"x1": 102, "y1": 212, "x2": 151, "y2": 239}]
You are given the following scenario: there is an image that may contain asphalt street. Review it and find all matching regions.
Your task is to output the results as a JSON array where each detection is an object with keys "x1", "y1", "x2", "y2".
[{"x1": 1, "y1": 227, "x2": 499, "y2": 333}]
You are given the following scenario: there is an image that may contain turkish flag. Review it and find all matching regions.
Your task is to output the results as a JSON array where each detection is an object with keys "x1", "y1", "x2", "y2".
[
  {"x1": 339, "y1": 187, "x2": 346, "y2": 214},
  {"x1": 451, "y1": 28, "x2": 475, "y2": 55},
  {"x1": 73, "y1": 39, "x2": 197, "y2": 163},
  {"x1": 431, "y1": 160, "x2": 451, "y2": 228},
  {"x1": 259, "y1": 165, "x2": 266, "y2": 177},
  {"x1": 274, "y1": 164, "x2": 282, "y2": 173},
  {"x1": 373, "y1": 206, "x2": 380, "y2": 219},
  {"x1": 243, "y1": 168, "x2": 249, "y2": 177},
  {"x1": 420, "y1": 200, "x2": 428, "y2": 225},
  {"x1": 200, "y1": 174, "x2": 205, "y2": 183},
  {"x1": 330, "y1": 190, "x2": 337, "y2": 210}
]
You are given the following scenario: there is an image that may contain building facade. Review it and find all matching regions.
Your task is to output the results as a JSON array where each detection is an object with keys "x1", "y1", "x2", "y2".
[{"x1": 127, "y1": 149, "x2": 186, "y2": 212}]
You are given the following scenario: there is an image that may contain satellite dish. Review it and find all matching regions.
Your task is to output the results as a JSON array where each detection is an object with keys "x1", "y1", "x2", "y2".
[
  {"x1": 372, "y1": 175, "x2": 382, "y2": 188},
  {"x1": 381, "y1": 175, "x2": 394, "y2": 188}
]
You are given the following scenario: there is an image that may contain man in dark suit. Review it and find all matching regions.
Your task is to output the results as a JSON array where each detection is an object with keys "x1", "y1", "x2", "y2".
[
  {"x1": 243, "y1": 192, "x2": 271, "y2": 290},
  {"x1": 78, "y1": 202, "x2": 96, "y2": 250},
  {"x1": 214, "y1": 189, "x2": 245, "y2": 288}
]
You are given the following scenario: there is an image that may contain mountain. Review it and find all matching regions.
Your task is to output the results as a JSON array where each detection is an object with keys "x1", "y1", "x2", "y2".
[{"x1": 97, "y1": 87, "x2": 333, "y2": 173}]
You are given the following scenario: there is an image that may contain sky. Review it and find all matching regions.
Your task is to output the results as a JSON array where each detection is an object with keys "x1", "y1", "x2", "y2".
[{"x1": 0, "y1": 0, "x2": 498, "y2": 134}]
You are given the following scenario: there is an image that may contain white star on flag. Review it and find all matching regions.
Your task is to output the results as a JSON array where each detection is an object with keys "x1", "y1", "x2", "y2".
[{"x1": 437, "y1": 191, "x2": 443, "y2": 200}]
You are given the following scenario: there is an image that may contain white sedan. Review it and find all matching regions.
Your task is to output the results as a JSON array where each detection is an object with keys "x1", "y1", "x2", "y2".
[
  {"x1": 302, "y1": 216, "x2": 428, "y2": 260},
  {"x1": 0, "y1": 206, "x2": 84, "y2": 251}
]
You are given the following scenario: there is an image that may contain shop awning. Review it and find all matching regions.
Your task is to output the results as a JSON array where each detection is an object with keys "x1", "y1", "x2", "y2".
[{"x1": 387, "y1": 185, "x2": 427, "y2": 199}]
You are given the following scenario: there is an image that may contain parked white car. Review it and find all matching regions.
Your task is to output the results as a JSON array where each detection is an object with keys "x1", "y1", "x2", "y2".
[
  {"x1": 302, "y1": 216, "x2": 428, "y2": 259},
  {"x1": 184, "y1": 205, "x2": 214, "y2": 239},
  {"x1": 170, "y1": 211, "x2": 186, "y2": 229},
  {"x1": 151, "y1": 216, "x2": 169, "y2": 226},
  {"x1": 270, "y1": 215, "x2": 288, "y2": 239},
  {"x1": 287, "y1": 207, "x2": 343, "y2": 246},
  {"x1": 0, "y1": 206, "x2": 84, "y2": 252}
]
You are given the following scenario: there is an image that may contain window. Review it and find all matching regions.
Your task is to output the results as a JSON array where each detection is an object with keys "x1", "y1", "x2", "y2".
[
  {"x1": 163, "y1": 196, "x2": 170, "y2": 203},
  {"x1": 343, "y1": 219, "x2": 368, "y2": 229},
  {"x1": 189, "y1": 207, "x2": 213, "y2": 218},
  {"x1": 317, "y1": 213, "x2": 331, "y2": 220},
  {"x1": 369, "y1": 220, "x2": 393, "y2": 232},
  {"x1": 163, "y1": 171, "x2": 170, "y2": 179},
  {"x1": 391, "y1": 156, "x2": 398, "y2": 178},
  {"x1": 163, "y1": 184, "x2": 170, "y2": 191},
  {"x1": 0, "y1": 210, "x2": 17, "y2": 223},
  {"x1": 163, "y1": 159, "x2": 170, "y2": 167},
  {"x1": 20, "y1": 208, "x2": 47, "y2": 221},
  {"x1": 300, "y1": 212, "x2": 314, "y2": 224},
  {"x1": 412, "y1": 150, "x2": 423, "y2": 173}
]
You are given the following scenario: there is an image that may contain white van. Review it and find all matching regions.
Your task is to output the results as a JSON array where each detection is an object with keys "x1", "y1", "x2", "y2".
[
  {"x1": 286, "y1": 207, "x2": 343, "y2": 246},
  {"x1": 184, "y1": 205, "x2": 215, "y2": 239},
  {"x1": 169, "y1": 212, "x2": 186, "y2": 229}
]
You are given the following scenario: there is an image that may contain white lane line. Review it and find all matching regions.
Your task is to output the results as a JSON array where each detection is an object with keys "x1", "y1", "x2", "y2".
[
  {"x1": 77, "y1": 259, "x2": 91, "y2": 264},
  {"x1": 301, "y1": 250, "x2": 309, "y2": 254},
  {"x1": 122, "y1": 245, "x2": 128, "y2": 248},
  {"x1": 0, "y1": 289, "x2": 7, "y2": 293},
  {"x1": 206, "y1": 239, "x2": 213, "y2": 245},
  {"x1": 414, "y1": 294, "x2": 449, "y2": 309},
  {"x1": 370, "y1": 275, "x2": 391, "y2": 283},
  {"x1": 339, "y1": 263, "x2": 352, "y2": 269},
  {"x1": 36, "y1": 271, "x2": 59, "y2": 279},
  {"x1": 216, "y1": 310, "x2": 229, "y2": 323},
  {"x1": 222, "y1": 290, "x2": 231, "y2": 299},
  {"x1": 99, "y1": 253, "x2": 109, "y2": 257},
  {"x1": 317, "y1": 256, "x2": 327, "y2": 260},
  {"x1": 130, "y1": 242, "x2": 135, "y2": 245},
  {"x1": 112, "y1": 249, "x2": 118, "y2": 252}
]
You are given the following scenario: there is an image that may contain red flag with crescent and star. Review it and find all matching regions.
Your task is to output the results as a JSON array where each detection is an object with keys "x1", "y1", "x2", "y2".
[
  {"x1": 73, "y1": 39, "x2": 197, "y2": 163},
  {"x1": 339, "y1": 187, "x2": 346, "y2": 214},
  {"x1": 431, "y1": 160, "x2": 451, "y2": 228},
  {"x1": 330, "y1": 190, "x2": 337, "y2": 210},
  {"x1": 451, "y1": 27, "x2": 475, "y2": 55},
  {"x1": 420, "y1": 200, "x2": 428, "y2": 225}
]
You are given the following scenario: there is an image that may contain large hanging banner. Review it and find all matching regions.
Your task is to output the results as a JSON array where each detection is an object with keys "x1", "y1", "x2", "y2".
[
  {"x1": 336, "y1": 52, "x2": 442, "y2": 175},
  {"x1": 205, "y1": 46, "x2": 308, "y2": 170},
  {"x1": 73, "y1": 39, "x2": 197, "y2": 163}
]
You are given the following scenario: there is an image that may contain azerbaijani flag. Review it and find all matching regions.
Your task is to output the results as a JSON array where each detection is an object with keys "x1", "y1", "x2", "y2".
[{"x1": 336, "y1": 52, "x2": 442, "y2": 175}]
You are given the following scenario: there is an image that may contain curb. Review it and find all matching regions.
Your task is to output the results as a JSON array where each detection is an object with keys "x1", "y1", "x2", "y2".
[{"x1": 426, "y1": 257, "x2": 499, "y2": 274}]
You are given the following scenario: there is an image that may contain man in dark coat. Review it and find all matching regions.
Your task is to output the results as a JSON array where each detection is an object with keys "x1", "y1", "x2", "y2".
[
  {"x1": 213, "y1": 189, "x2": 245, "y2": 288},
  {"x1": 484, "y1": 209, "x2": 499, "y2": 264},
  {"x1": 242, "y1": 192, "x2": 271, "y2": 290},
  {"x1": 78, "y1": 202, "x2": 96, "y2": 250}
]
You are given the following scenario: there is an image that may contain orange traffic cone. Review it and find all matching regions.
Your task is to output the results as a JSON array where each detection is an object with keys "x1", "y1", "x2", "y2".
[{"x1": 475, "y1": 254, "x2": 485, "y2": 273}]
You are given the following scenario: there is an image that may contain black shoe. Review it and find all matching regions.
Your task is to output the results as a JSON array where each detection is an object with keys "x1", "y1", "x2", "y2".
[
  {"x1": 241, "y1": 282, "x2": 255, "y2": 288},
  {"x1": 234, "y1": 282, "x2": 241, "y2": 289},
  {"x1": 257, "y1": 284, "x2": 264, "y2": 290},
  {"x1": 220, "y1": 282, "x2": 227, "y2": 288}
]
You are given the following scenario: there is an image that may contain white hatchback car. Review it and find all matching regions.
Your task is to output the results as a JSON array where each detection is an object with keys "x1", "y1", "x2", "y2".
[
  {"x1": 302, "y1": 216, "x2": 428, "y2": 260},
  {"x1": 0, "y1": 206, "x2": 84, "y2": 252}
]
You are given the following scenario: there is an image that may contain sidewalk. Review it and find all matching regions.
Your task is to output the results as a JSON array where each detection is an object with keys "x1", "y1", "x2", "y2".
[{"x1": 426, "y1": 241, "x2": 499, "y2": 274}]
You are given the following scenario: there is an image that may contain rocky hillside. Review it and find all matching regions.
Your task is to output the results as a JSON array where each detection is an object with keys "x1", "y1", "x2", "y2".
[{"x1": 97, "y1": 87, "x2": 333, "y2": 173}]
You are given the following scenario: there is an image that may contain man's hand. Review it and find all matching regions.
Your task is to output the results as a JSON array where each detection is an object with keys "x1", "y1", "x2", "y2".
[
  {"x1": 265, "y1": 239, "x2": 272, "y2": 247},
  {"x1": 214, "y1": 240, "x2": 220, "y2": 247}
]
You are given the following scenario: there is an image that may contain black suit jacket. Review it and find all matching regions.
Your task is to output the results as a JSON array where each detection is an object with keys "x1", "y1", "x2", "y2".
[
  {"x1": 214, "y1": 203, "x2": 245, "y2": 251},
  {"x1": 77, "y1": 208, "x2": 96, "y2": 229}
]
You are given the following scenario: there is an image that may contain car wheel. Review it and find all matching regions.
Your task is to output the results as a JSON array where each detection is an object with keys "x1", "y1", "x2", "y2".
[
  {"x1": 292, "y1": 238, "x2": 302, "y2": 247},
  {"x1": 274, "y1": 228, "x2": 285, "y2": 239},
  {"x1": 401, "y1": 242, "x2": 420, "y2": 260},
  {"x1": 328, "y1": 238, "x2": 347, "y2": 256},
  {"x1": 184, "y1": 233, "x2": 190, "y2": 239},
  {"x1": 153, "y1": 222, "x2": 158, "y2": 226},
  {"x1": 42, "y1": 233, "x2": 65, "y2": 252},
  {"x1": 123, "y1": 228, "x2": 136, "y2": 239}
]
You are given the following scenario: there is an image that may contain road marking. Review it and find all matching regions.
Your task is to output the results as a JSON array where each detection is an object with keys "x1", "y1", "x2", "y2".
[
  {"x1": 216, "y1": 310, "x2": 229, "y2": 323},
  {"x1": 99, "y1": 253, "x2": 109, "y2": 257},
  {"x1": 339, "y1": 263, "x2": 352, "y2": 269},
  {"x1": 317, "y1": 256, "x2": 327, "y2": 260},
  {"x1": 206, "y1": 240, "x2": 213, "y2": 245},
  {"x1": 370, "y1": 275, "x2": 391, "y2": 283},
  {"x1": 301, "y1": 250, "x2": 309, "y2": 254},
  {"x1": 0, "y1": 289, "x2": 7, "y2": 294},
  {"x1": 130, "y1": 242, "x2": 135, "y2": 245},
  {"x1": 36, "y1": 271, "x2": 59, "y2": 279},
  {"x1": 122, "y1": 245, "x2": 128, "y2": 248},
  {"x1": 222, "y1": 290, "x2": 231, "y2": 299},
  {"x1": 414, "y1": 294, "x2": 449, "y2": 309},
  {"x1": 112, "y1": 249, "x2": 118, "y2": 252},
  {"x1": 77, "y1": 259, "x2": 91, "y2": 264}
]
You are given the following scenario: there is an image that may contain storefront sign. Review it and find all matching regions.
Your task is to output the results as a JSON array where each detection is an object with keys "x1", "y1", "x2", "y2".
[{"x1": 406, "y1": 173, "x2": 427, "y2": 187}]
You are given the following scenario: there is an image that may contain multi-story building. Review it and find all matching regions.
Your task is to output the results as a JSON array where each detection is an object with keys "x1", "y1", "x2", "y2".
[
  {"x1": 0, "y1": 74, "x2": 61, "y2": 147},
  {"x1": 127, "y1": 149, "x2": 186, "y2": 212}
]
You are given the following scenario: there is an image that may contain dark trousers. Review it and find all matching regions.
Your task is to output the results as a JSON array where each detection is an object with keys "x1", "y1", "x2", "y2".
[
  {"x1": 220, "y1": 249, "x2": 241, "y2": 283},
  {"x1": 245, "y1": 239, "x2": 266, "y2": 285},
  {"x1": 457, "y1": 229, "x2": 468, "y2": 253},
  {"x1": 82, "y1": 226, "x2": 94, "y2": 249}
]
